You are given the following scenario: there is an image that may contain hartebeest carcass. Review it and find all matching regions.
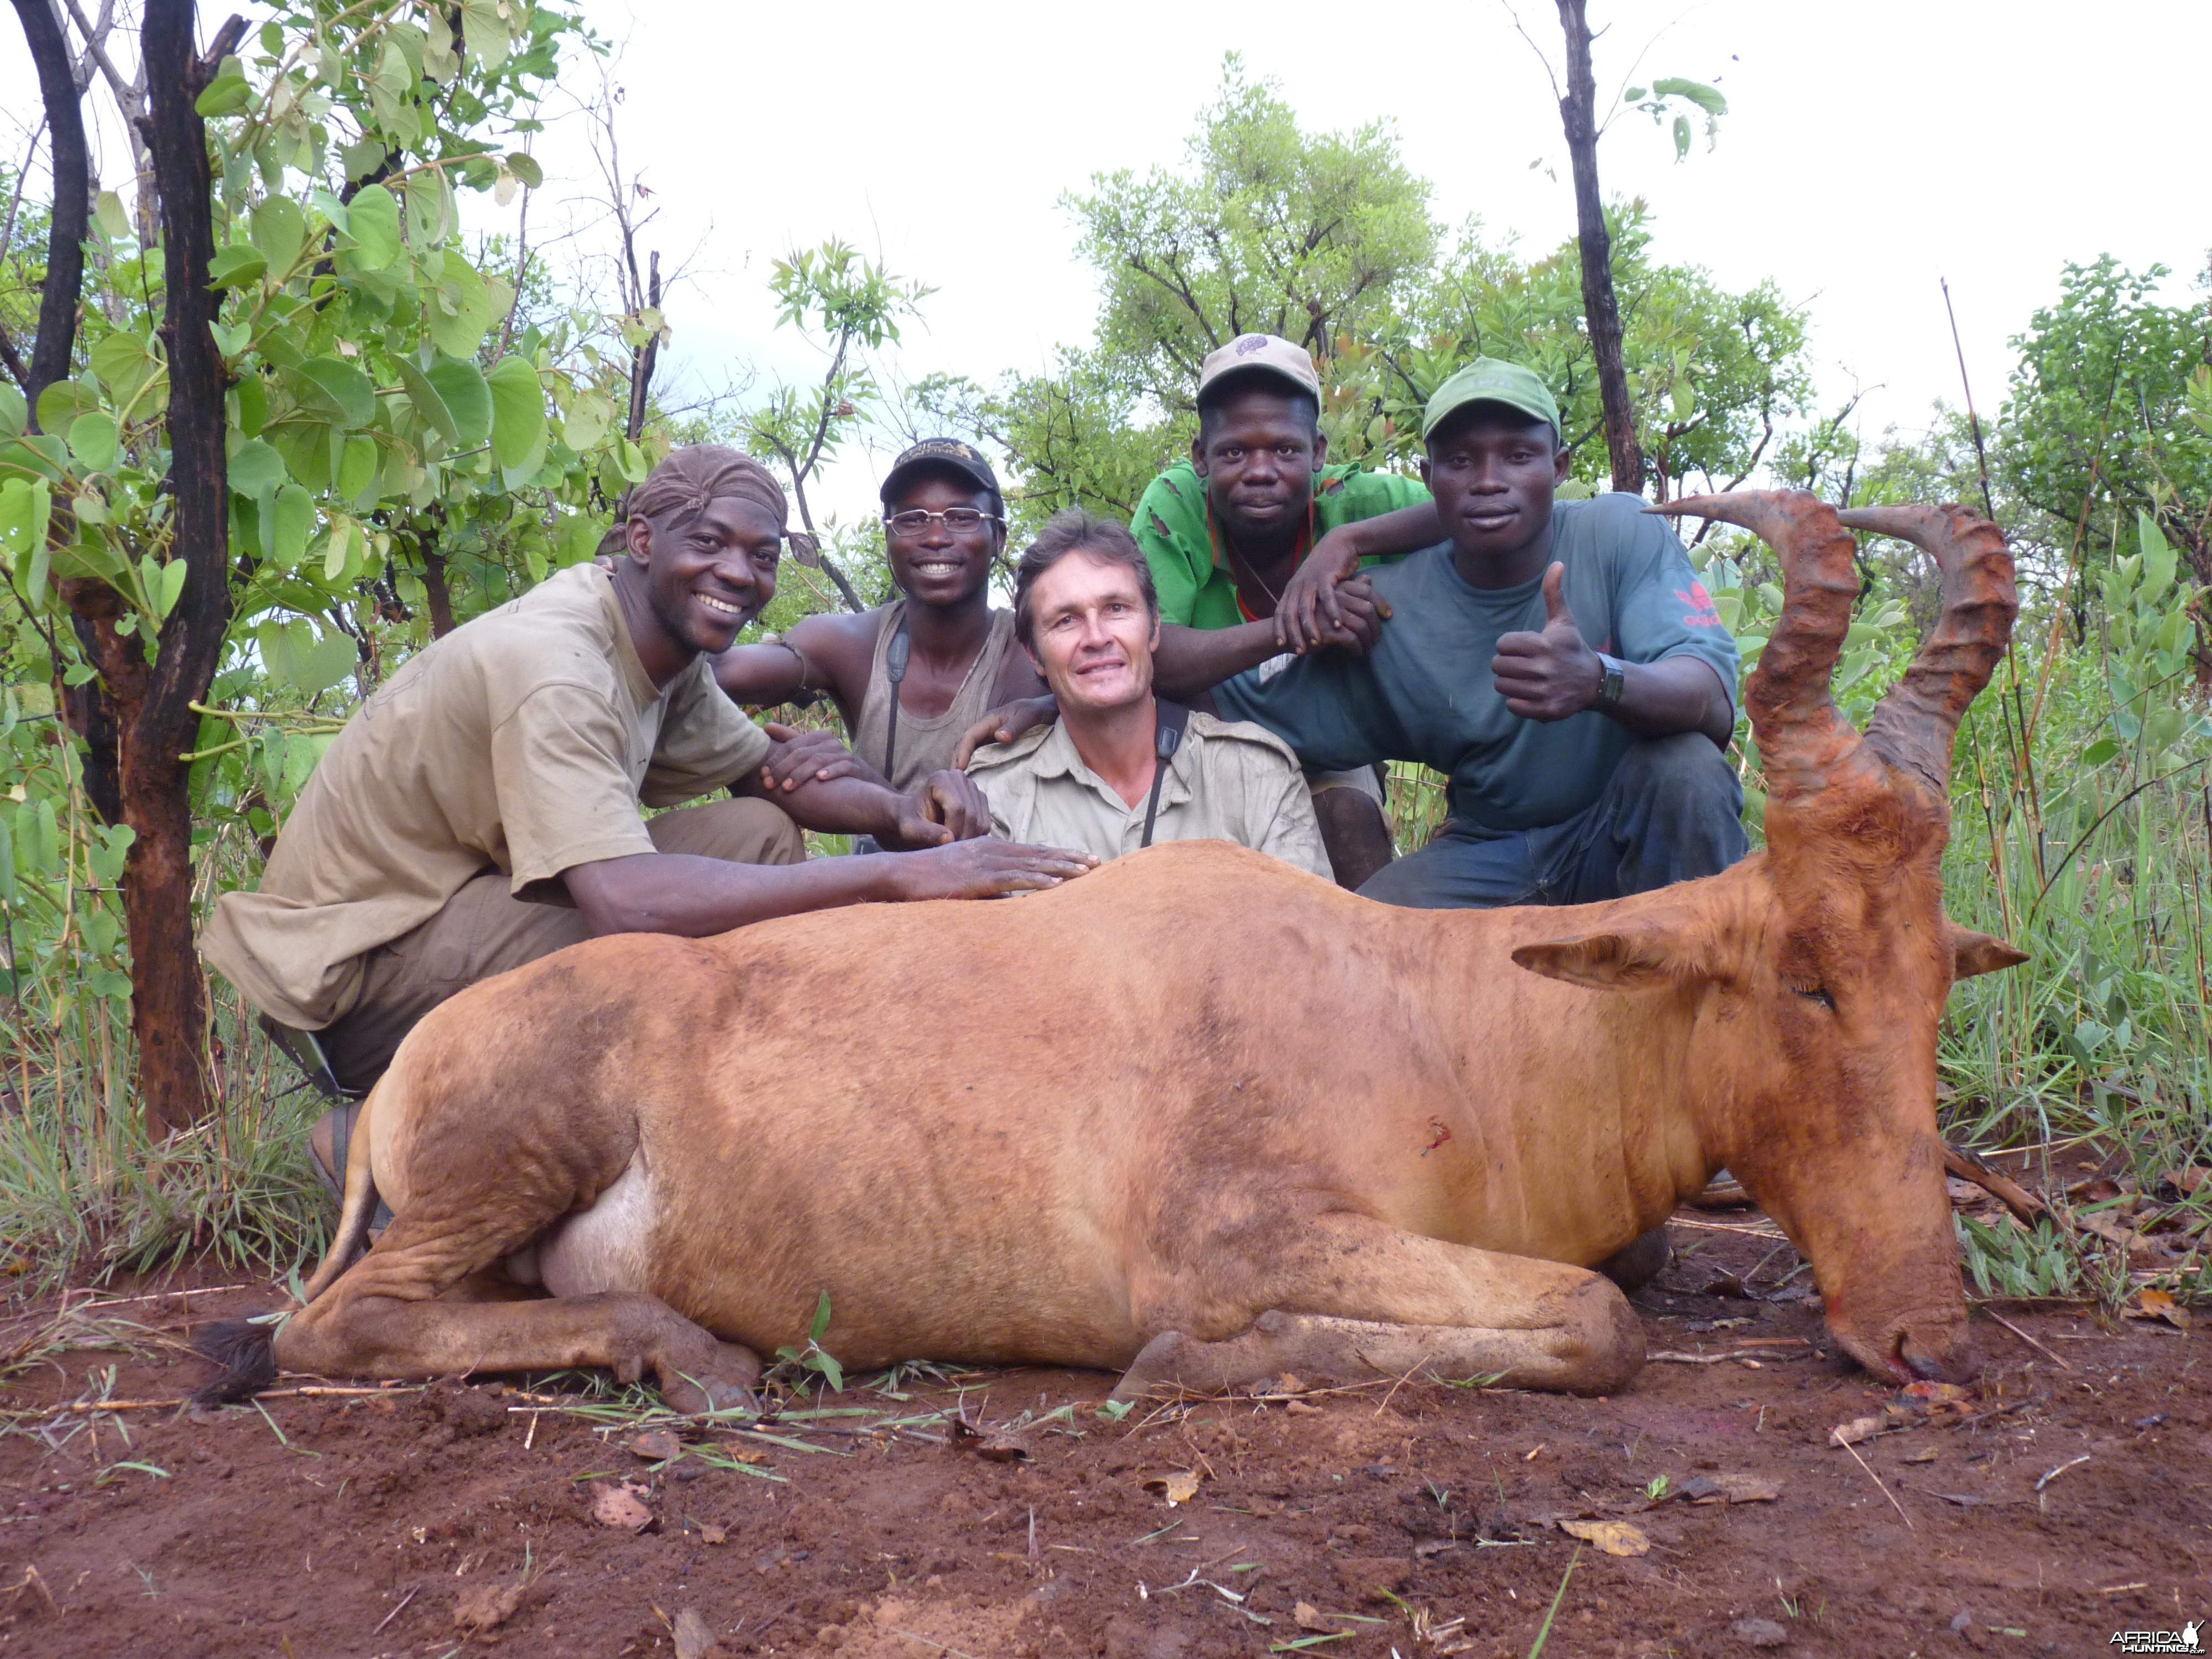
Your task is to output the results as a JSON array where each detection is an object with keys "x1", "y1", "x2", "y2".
[{"x1": 201, "y1": 491, "x2": 2022, "y2": 1409}]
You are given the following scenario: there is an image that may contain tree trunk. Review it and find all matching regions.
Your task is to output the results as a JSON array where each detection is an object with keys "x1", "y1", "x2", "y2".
[
  {"x1": 11, "y1": 0, "x2": 90, "y2": 424},
  {"x1": 1554, "y1": 0, "x2": 1644, "y2": 497},
  {"x1": 419, "y1": 544, "x2": 458, "y2": 638},
  {"x1": 120, "y1": 0, "x2": 246, "y2": 1137}
]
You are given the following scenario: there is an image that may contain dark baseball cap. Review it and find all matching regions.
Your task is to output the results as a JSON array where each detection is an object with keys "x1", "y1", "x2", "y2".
[{"x1": 880, "y1": 438, "x2": 1000, "y2": 507}]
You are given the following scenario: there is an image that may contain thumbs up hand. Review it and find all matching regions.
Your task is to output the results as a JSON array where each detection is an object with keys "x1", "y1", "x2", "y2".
[{"x1": 1490, "y1": 562, "x2": 1605, "y2": 722}]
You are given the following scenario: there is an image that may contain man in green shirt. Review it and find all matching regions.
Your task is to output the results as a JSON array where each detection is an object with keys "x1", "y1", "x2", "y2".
[{"x1": 1128, "y1": 333, "x2": 1443, "y2": 887}]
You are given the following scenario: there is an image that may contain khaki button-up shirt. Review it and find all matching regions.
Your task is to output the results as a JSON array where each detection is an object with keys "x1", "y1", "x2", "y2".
[{"x1": 967, "y1": 709, "x2": 1331, "y2": 880}]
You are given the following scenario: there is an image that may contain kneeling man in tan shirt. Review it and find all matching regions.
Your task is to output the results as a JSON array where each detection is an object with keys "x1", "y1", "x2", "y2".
[
  {"x1": 205, "y1": 447, "x2": 1093, "y2": 1133},
  {"x1": 967, "y1": 510, "x2": 1329, "y2": 880}
]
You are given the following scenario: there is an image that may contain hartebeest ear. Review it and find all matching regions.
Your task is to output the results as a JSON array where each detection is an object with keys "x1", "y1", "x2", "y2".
[
  {"x1": 1511, "y1": 926, "x2": 1709, "y2": 993},
  {"x1": 1950, "y1": 928, "x2": 2028, "y2": 980}
]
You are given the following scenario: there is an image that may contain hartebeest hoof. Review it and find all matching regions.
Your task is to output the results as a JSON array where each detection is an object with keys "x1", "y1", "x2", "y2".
[{"x1": 657, "y1": 1340, "x2": 765, "y2": 1417}]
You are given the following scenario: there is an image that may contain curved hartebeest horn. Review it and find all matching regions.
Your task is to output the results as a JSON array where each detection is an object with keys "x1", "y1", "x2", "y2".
[
  {"x1": 1836, "y1": 505, "x2": 2018, "y2": 798},
  {"x1": 1647, "y1": 491, "x2": 1875, "y2": 802}
]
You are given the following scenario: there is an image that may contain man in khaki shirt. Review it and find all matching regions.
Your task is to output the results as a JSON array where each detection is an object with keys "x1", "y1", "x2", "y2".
[
  {"x1": 967, "y1": 511, "x2": 1329, "y2": 880},
  {"x1": 205, "y1": 447, "x2": 1094, "y2": 1126}
]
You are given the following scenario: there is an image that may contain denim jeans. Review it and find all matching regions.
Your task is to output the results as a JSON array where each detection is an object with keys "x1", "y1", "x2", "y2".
[{"x1": 1358, "y1": 733, "x2": 1747, "y2": 910}]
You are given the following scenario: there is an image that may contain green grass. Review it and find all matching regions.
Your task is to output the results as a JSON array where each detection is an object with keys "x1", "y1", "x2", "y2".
[{"x1": 0, "y1": 994, "x2": 330, "y2": 1293}]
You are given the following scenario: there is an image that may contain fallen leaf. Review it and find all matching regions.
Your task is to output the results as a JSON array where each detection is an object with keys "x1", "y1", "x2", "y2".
[
  {"x1": 2171, "y1": 1165, "x2": 2208, "y2": 1196},
  {"x1": 1900, "y1": 1380, "x2": 1973, "y2": 1408},
  {"x1": 453, "y1": 1580, "x2": 525, "y2": 1633},
  {"x1": 1141, "y1": 1470, "x2": 1202, "y2": 1505},
  {"x1": 1276, "y1": 1373, "x2": 1306, "y2": 1394},
  {"x1": 1902, "y1": 1447, "x2": 1940, "y2": 1464},
  {"x1": 1680, "y1": 1473, "x2": 1778, "y2": 1505},
  {"x1": 1285, "y1": 1400, "x2": 1322, "y2": 1416},
  {"x1": 1947, "y1": 1176, "x2": 1992, "y2": 1207},
  {"x1": 1558, "y1": 1518, "x2": 1650, "y2": 1557},
  {"x1": 1827, "y1": 1416, "x2": 1883, "y2": 1447},
  {"x1": 1413, "y1": 1537, "x2": 1463, "y2": 1559},
  {"x1": 972, "y1": 1435, "x2": 1029, "y2": 1464},
  {"x1": 672, "y1": 1605, "x2": 722, "y2": 1659},
  {"x1": 592, "y1": 1479, "x2": 655, "y2": 1532},
  {"x1": 2066, "y1": 1176, "x2": 2124, "y2": 1203},
  {"x1": 699, "y1": 1523, "x2": 728, "y2": 1546},
  {"x1": 1294, "y1": 1601, "x2": 1332, "y2": 1631},
  {"x1": 2127, "y1": 1287, "x2": 2192, "y2": 1330},
  {"x1": 628, "y1": 1430, "x2": 683, "y2": 1462}
]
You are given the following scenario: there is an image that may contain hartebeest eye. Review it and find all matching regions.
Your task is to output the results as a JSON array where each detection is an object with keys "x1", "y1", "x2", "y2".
[{"x1": 1790, "y1": 983, "x2": 1837, "y2": 1012}]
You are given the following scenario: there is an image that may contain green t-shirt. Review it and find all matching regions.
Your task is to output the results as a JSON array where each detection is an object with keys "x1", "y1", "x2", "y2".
[{"x1": 1130, "y1": 459, "x2": 1431, "y2": 630}]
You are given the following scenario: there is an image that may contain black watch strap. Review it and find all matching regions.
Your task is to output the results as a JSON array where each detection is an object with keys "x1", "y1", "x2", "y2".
[{"x1": 1594, "y1": 653, "x2": 1627, "y2": 709}]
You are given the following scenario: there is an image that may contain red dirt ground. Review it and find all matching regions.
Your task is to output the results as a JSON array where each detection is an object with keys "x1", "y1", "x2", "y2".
[{"x1": 0, "y1": 1215, "x2": 2202, "y2": 1659}]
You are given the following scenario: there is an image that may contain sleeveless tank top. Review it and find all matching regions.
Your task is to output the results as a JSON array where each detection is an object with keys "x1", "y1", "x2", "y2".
[{"x1": 851, "y1": 601, "x2": 1018, "y2": 792}]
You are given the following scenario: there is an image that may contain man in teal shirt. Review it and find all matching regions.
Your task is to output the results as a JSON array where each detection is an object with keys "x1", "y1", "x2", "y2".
[
  {"x1": 1130, "y1": 333, "x2": 1442, "y2": 886},
  {"x1": 1214, "y1": 358, "x2": 1746, "y2": 908}
]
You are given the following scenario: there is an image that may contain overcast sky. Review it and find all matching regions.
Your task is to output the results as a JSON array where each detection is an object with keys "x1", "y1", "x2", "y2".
[{"x1": 9, "y1": 1, "x2": 2208, "y2": 523}]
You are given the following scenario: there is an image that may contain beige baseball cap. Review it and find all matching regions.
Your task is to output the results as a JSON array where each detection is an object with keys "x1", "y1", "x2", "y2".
[{"x1": 1196, "y1": 333, "x2": 1322, "y2": 405}]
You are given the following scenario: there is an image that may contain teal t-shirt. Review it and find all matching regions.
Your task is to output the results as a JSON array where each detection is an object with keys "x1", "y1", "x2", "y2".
[
  {"x1": 1131, "y1": 458, "x2": 1431, "y2": 630},
  {"x1": 1213, "y1": 493, "x2": 1740, "y2": 836}
]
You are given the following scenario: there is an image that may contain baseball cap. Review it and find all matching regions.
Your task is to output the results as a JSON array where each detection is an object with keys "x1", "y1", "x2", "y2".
[
  {"x1": 1421, "y1": 358, "x2": 1561, "y2": 443},
  {"x1": 880, "y1": 438, "x2": 1000, "y2": 508},
  {"x1": 1196, "y1": 333, "x2": 1323, "y2": 406}
]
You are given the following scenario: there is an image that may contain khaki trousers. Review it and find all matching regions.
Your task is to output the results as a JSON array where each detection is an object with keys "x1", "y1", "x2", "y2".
[{"x1": 320, "y1": 797, "x2": 803, "y2": 1092}]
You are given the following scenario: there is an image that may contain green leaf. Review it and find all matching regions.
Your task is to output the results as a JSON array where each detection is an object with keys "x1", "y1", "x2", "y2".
[
  {"x1": 262, "y1": 619, "x2": 356, "y2": 696},
  {"x1": 0, "y1": 816, "x2": 14, "y2": 906},
  {"x1": 337, "y1": 434, "x2": 380, "y2": 502},
  {"x1": 227, "y1": 436, "x2": 287, "y2": 498},
  {"x1": 505, "y1": 151, "x2": 542, "y2": 190},
  {"x1": 2081, "y1": 737, "x2": 2120, "y2": 765},
  {"x1": 93, "y1": 190, "x2": 131, "y2": 243},
  {"x1": 36, "y1": 379, "x2": 98, "y2": 434},
  {"x1": 561, "y1": 390, "x2": 614, "y2": 452},
  {"x1": 424, "y1": 357, "x2": 493, "y2": 445},
  {"x1": 207, "y1": 243, "x2": 268, "y2": 290},
  {"x1": 340, "y1": 138, "x2": 387, "y2": 183},
  {"x1": 1651, "y1": 77, "x2": 1729, "y2": 117},
  {"x1": 324, "y1": 517, "x2": 352, "y2": 581},
  {"x1": 194, "y1": 62, "x2": 251, "y2": 117},
  {"x1": 67, "y1": 412, "x2": 119, "y2": 474},
  {"x1": 405, "y1": 167, "x2": 455, "y2": 249},
  {"x1": 1, "y1": 478, "x2": 51, "y2": 607},
  {"x1": 147, "y1": 556, "x2": 187, "y2": 618},
  {"x1": 270, "y1": 482, "x2": 314, "y2": 568},
  {"x1": 809, "y1": 1291, "x2": 833, "y2": 1344},
  {"x1": 290, "y1": 357, "x2": 377, "y2": 428},
  {"x1": 2137, "y1": 510, "x2": 2178, "y2": 604},
  {"x1": 458, "y1": 0, "x2": 511, "y2": 70},
  {"x1": 342, "y1": 182, "x2": 401, "y2": 272},
  {"x1": 88, "y1": 332, "x2": 158, "y2": 409},
  {"x1": 1671, "y1": 113, "x2": 1692, "y2": 160},
  {"x1": 487, "y1": 356, "x2": 546, "y2": 469},
  {"x1": 424, "y1": 248, "x2": 494, "y2": 357},
  {"x1": 1623, "y1": 85, "x2": 1647, "y2": 103},
  {"x1": 0, "y1": 384, "x2": 24, "y2": 437},
  {"x1": 250, "y1": 196, "x2": 308, "y2": 278}
]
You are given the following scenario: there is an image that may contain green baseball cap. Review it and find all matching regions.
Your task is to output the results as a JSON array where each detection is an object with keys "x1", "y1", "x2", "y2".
[{"x1": 1421, "y1": 358, "x2": 1561, "y2": 443}]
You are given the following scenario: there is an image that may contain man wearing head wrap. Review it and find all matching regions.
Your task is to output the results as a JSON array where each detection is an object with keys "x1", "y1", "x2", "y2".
[{"x1": 205, "y1": 445, "x2": 1095, "y2": 1191}]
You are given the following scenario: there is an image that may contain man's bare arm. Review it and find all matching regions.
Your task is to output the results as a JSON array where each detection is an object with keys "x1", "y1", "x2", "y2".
[{"x1": 562, "y1": 839, "x2": 1097, "y2": 937}]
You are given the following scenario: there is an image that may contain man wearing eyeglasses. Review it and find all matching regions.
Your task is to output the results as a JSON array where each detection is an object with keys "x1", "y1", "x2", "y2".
[{"x1": 714, "y1": 440, "x2": 1047, "y2": 804}]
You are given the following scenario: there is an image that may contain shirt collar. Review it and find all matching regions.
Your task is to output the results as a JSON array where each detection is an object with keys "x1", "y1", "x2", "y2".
[{"x1": 1032, "y1": 709, "x2": 1197, "y2": 812}]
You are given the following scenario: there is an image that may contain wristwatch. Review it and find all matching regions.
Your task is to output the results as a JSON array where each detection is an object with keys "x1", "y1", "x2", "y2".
[{"x1": 1593, "y1": 652, "x2": 1627, "y2": 710}]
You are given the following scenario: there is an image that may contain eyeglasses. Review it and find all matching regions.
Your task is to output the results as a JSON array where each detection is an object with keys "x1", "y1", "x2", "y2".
[{"x1": 884, "y1": 507, "x2": 1002, "y2": 538}]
